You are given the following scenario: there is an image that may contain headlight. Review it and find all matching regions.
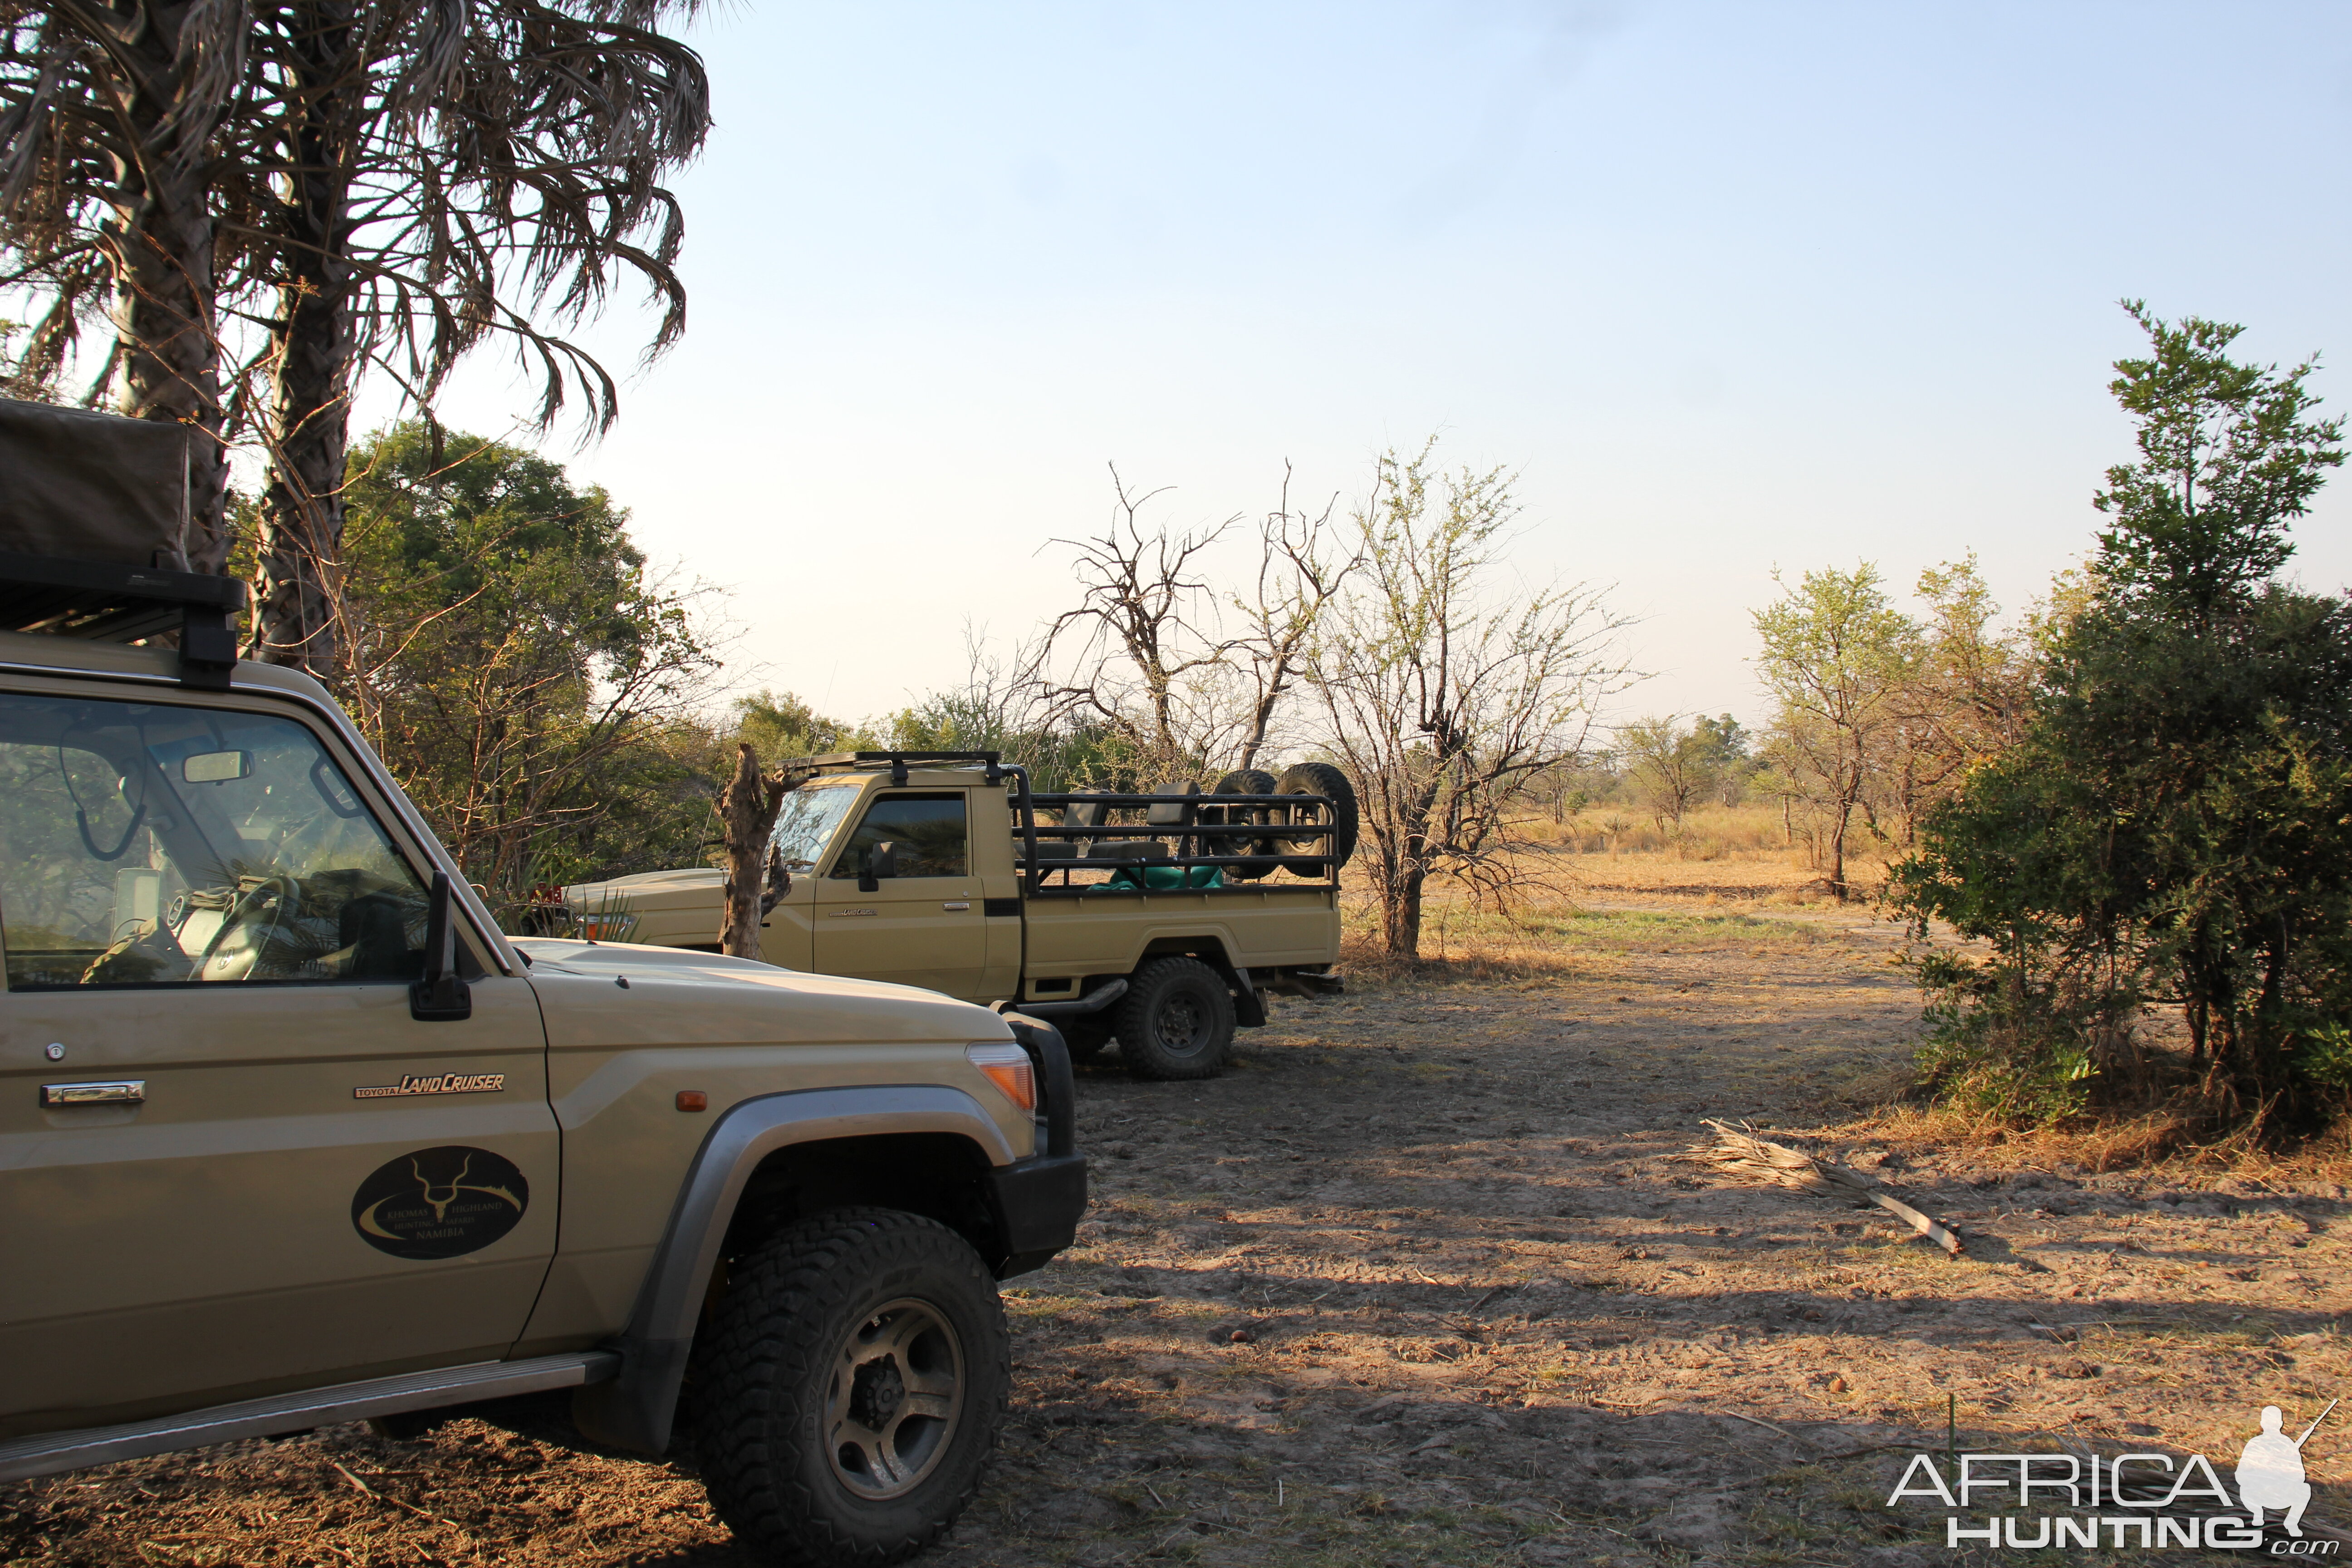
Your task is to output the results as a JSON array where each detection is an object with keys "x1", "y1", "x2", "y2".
[
  {"x1": 576, "y1": 909, "x2": 639, "y2": 942},
  {"x1": 965, "y1": 1040, "x2": 1036, "y2": 1112}
]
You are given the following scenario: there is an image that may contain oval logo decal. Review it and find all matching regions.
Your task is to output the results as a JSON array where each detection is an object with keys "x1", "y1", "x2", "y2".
[{"x1": 351, "y1": 1145, "x2": 529, "y2": 1259}]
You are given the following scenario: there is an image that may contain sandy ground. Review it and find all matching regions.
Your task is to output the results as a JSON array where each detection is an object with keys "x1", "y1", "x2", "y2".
[{"x1": 8, "y1": 879, "x2": 2351, "y2": 1568}]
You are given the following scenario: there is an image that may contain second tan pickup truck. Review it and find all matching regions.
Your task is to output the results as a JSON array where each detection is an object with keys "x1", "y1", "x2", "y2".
[{"x1": 562, "y1": 752, "x2": 1353, "y2": 1078}]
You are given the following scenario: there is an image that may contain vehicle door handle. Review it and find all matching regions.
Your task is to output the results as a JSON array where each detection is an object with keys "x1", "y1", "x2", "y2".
[
  {"x1": 943, "y1": 902, "x2": 971, "y2": 911},
  {"x1": 42, "y1": 1080, "x2": 146, "y2": 1107}
]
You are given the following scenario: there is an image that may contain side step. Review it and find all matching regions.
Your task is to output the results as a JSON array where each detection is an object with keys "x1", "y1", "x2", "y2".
[
  {"x1": 1003, "y1": 978, "x2": 1127, "y2": 1018},
  {"x1": 0, "y1": 1351, "x2": 619, "y2": 1483}
]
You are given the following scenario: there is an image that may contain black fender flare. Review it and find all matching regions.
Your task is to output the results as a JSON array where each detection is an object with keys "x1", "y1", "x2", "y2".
[{"x1": 571, "y1": 1085, "x2": 1016, "y2": 1455}]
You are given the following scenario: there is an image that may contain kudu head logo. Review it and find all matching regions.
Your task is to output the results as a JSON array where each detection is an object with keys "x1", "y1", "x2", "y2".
[
  {"x1": 412, "y1": 1152, "x2": 472, "y2": 1222},
  {"x1": 353, "y1": 1145, "x2": 530, "y2": 1259}
]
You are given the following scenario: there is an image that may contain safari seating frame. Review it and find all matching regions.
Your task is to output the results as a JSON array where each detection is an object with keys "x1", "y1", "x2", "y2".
[{"x1": 774, "y1": 751, "x2": 1343, "y2": 900}]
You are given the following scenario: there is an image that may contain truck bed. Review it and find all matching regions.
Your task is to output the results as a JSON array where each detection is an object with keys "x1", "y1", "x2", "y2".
[{"x1": 1015, "y1": 882, "x2": 1340, "y2": 985}]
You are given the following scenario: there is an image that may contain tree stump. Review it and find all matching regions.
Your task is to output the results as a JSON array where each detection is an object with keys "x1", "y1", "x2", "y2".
[{"x1": 718, "y1": 742, "x2": 789, "y2": 961}]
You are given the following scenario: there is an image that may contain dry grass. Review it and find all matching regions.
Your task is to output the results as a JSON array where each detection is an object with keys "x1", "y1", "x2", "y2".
[
  {"x1": 16, "y1": 890, "x2": 2350, "y2": 1567},
  {"x1": 1835, "y1": 1100, "x2": 2352, "y2": 1186},
  {"x1": 1341, "y1": 841, "x2": 2352, "y2": 1181},
  {"x1": 1517, "y1": 804, "x2": 1877, "y2": 872},
  {"x1": 17, "y1": 849, "x2": 2352, "y2": 1568}
]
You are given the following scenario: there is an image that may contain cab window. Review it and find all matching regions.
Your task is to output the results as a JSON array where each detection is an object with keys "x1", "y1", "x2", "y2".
[
  {"x1": 0, "y1": 691, "x2": 429, "y2": 989},
  {"x1": 827, "y1": 793, "x2": 967, "y2": 879}
]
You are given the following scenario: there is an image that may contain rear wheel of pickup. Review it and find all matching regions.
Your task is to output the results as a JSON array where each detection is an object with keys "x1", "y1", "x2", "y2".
[
  {"x1": 692, "y1": 1208, "x2": 1009, "y2": 1567},
  {"x1": 1114, "y1": 956, "x2": 1236, "y2": 1080}
]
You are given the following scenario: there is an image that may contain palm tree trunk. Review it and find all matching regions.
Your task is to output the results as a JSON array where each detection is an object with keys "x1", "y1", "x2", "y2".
[
  {"x1": 254, "y1": 0, "x2": 359, "y2": 676},
  {"x1": 101, "y1": 0, "x2": 234, "y2": 570}
]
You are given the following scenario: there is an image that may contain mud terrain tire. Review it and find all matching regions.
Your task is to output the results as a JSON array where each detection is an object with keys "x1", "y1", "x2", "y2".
[
  {"x1": 1209, "y1": 768, "x2": 1279, "y2": 880},
  {"x1": 692, "y1": 1208, "x2": 1009, "y2": 1567},
  {"x1": 1113, "y1": 956, "x2": 1237, "y2": 1080},
  {"x1": 1274, "y1": 761, "x2": 1358, "y2": 873}
]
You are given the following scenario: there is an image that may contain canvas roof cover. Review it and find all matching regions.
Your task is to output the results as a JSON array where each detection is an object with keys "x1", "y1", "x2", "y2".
[{"x1": 0, "y1": 396, "x2": 190, "y2": 569}]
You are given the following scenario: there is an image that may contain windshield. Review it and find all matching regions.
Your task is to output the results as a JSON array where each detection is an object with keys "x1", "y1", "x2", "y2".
[
  {"x1": 0, "y1": 691, "x2": 427, "y2": 988},
  {"x1": 768, "y1": 779, "x2": 865, "y2": 871}
]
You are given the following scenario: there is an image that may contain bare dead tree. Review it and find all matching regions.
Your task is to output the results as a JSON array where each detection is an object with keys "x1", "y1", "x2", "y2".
[
  {"x1": 1227, "y1": 462, "x2": 1357, "y2": 772},
  {"x1": 1041, "y1": 464, "x2": 1238, "y2": 773}
]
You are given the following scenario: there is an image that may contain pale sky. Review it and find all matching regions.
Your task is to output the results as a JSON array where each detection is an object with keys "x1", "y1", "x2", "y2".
[{"x1": 409, "y1": 0, "x2": 2352, "y2": 734}]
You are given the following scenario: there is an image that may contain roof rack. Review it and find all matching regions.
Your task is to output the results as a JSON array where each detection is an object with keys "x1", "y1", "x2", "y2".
[
  {"x1": 779, "y1": 749, "x2": 1006, "y2": 785},
  {"x1": 0, "y1": 551, "x2": 245, "y2": 691}
]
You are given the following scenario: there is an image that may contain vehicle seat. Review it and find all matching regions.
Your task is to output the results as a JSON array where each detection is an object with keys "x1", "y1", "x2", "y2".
[
  {"x1": 1144, "y1": 781, "x2": 1201, "y2": 828},
  {"x1": 1022, "y1": 797, "x2": 1105, "y2": 863},
  {"x1": 1087, "y1": 839, "x2": 1171, "y2": 861}
]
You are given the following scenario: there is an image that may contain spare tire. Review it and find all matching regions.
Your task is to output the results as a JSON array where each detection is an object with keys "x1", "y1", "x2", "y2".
[
  {"x1": 1209, "y1": 768, "x2": 1278, "y2": 880},
  {"x1": 1274, "y1": 761, "x2": 1358, "y2": 874}
]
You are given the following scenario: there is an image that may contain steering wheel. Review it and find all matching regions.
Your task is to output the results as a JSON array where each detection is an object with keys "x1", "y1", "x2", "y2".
[{"x1": 191, "y1": 876, "x2": 304, "y2": 982}]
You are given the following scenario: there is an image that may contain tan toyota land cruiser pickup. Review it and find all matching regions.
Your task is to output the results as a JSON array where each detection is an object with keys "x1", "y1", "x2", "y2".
[
  {"x1": 0, "y1": 399, "x2": 1086, "y2": 1568},
  {"x1": 561, "y1": 751, "x2": 1355, "y2": 1080}
]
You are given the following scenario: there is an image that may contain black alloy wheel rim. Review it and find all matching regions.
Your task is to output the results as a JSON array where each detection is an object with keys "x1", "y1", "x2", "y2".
[{"x1": 1155, "y1": 988, "x2": 1210, "y2": 1058}]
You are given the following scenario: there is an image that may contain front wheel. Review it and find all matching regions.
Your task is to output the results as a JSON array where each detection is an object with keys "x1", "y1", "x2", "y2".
[
  {"x1": 692, "y1": 1209, "x2": 1009, "y2": 1567},
  {"x1": 1114, "y1": 956, "x2": 1237, "y2": 1080}
]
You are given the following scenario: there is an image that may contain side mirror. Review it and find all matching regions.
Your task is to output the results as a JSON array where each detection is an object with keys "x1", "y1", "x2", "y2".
[
  {"x1": 411, "y1": 870, "x2": 474, "y2": 1021},
  {"x1": 858, "y1": 840, "x2": 898, "y2": 893}
]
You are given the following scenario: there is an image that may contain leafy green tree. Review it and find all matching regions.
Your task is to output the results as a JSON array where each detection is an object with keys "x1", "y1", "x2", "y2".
[
  {"x1": 1895, "y1": 307, "x2": 2352, "y2": 1131},
  {"x1": 1752, "y1": 564, "x2": 1919, "y2": 898},
  {"x1": 1311, "y1": 440, "x2": 1629, "y2": 957},
  {"x1": 338, "y1": 422, "x2": 718, "y2": 909},
  {"x1": 2093, "y1": 306, "x2": 2341, "y2": 625},
  {"x1": 1690, "y1": 713, "x2": 1754, "y2": 805},
  {"x1": 1617, "y1": 715, "x2": 1715, "y2": 829},
  {"x1": 730, "y1": 691, "x2": 867, "y2": 761},
  {"x1": 1870, "y1": 557, "x2": 2034, "y2": 848}
]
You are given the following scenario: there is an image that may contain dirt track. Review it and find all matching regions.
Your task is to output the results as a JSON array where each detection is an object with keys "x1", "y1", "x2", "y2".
[{"x1": 9, "y1": 901, "x2": 2350, "y2": 1567}]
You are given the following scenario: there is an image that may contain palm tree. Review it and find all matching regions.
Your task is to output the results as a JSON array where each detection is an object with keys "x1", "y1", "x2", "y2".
[
  {"x1": 0, "y1": 0, "x2": 708, "y2": 655},
  {"x1": 235, "y1": 0, "x2": 708, "y2": 674},
  {"x1": 0, "y1": 0, "x2": 255, "y2": 568}
]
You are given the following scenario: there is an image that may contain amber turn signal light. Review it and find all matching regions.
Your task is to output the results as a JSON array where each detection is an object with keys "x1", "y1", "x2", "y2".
[
  {"x1": 964, "y1": 1042, "x2": 1036, "y2": 1112},
  {"x1": 676, "y1": 1090, "x2": 708, "y2": 1112}
]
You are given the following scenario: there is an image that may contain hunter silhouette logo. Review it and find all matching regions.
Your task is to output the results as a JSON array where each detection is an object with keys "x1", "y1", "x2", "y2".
[
  {"x1": 1886, "y1": 1398, "x2": 2340, "y2": 1551},
  {"x1": 2241, "y1": 1401, "x2": 2336, "y2": 1536},
  {"x1": 350, "y1": 1145, "x2": 529, "y2": 1260}
]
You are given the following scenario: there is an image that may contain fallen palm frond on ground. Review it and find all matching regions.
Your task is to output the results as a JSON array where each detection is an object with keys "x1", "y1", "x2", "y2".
[{"x1": 1688, "y1": 1119, "x2": 1965, "y2": 1255}]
